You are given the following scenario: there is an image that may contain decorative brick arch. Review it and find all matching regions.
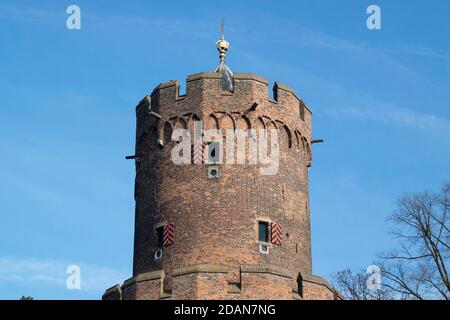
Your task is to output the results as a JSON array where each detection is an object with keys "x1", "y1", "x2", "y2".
[
  {"x1": 162, "y1": 121, "x2": 173, "y2": 145},
  {"x1": 235, "y1": 114, "x2": 251, "y2": 130},
  {"x1": 207, "y1": 113, "x2": 220, "y2": 129},
  {"x1": 295, "y1": 130, "x2": 302, "y2": 150},
  {"x1": 174, "y1": 117, "x2": 187, "y2": 130},
  {"x1": 254, "y1": 117, "x2": 266, "y2": 129},
  {"x1": 218, "y1": 112, "x2": 235, "y2": 131},
  {"x1": 184, "y1": 113, "x2": 201, "y2": 137},
  {"x1": 280, "y1": 125, "x2": 293, "y2": 149}
]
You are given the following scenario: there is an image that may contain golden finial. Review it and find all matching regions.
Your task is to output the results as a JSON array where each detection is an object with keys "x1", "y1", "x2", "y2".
[
  {"x1": 214, "y1": 19, "x2": 233, "y2": 91},
  {"x1": 216, "y1": 18, "x2": 229, "y2": 62}
]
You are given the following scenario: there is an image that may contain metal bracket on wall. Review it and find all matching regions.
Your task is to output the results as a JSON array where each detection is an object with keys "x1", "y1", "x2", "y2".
[
  {"x1": 150, "y1": 111, "x2": 162, "y2": 119},
  {"x1": 125, "y1": 155, "x2": 141, "y2": 161}
]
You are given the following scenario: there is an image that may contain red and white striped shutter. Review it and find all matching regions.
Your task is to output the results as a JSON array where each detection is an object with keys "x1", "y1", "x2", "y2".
[
  {"x1": 271, "y1": 222, "x2": 282, "y2": 246},
  {"x1": 163, "y1": 223, "x2": 175, "y2": 247},
  {"x1": 192, "y1": 142, "x2": 207, "y2": 164},
  {"x1": 202, "y1": 142, "x2": 207, "y2": 163}
]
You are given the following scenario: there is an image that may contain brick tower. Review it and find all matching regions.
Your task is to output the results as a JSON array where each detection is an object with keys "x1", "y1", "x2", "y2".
[{"x1": 103, "y1": 29, "x2": 341, "y2": 300}]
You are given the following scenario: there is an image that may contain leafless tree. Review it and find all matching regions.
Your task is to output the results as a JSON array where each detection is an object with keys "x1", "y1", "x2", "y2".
[
  {"x1": 333, "y1": 182, "x2": 450, "y2": 300},
  {"x1": 332, "y1": 268, "x2": 393, "y2": 300},
  {"x1": 379, "y1": 182, "x2": 450, "y2": 300}
]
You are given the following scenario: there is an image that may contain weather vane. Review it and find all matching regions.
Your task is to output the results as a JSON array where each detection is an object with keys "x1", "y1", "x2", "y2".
[
  {"x1": 216, "y1": 18, "x2": 229, "y2": 62},
  {"x1": 214, "y1": 18, "x2": 233, "y2": 91}
]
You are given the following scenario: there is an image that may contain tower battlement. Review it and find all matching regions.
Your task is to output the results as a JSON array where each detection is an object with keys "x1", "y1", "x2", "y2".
[
  {"x1": 136, "y1": 72, "x2": 313, "y2": 153},
  {"x1": 140, "y1": 73, "x2": 311, "y2": 121}
]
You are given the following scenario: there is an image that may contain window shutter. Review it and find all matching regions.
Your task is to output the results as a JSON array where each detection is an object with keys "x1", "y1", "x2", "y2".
[
  {"x1": 271, "y1": 222, "x2": 282, "y2": 245},
  {"x1": 202, "y1": 142, "x2": 207, "y2": 163},
  {"x1": 192, "y1": 142, "x2": 207, "y2": 164},
  {"x1": 163, "y1": 223, "x2": 175, "y2": 247}
]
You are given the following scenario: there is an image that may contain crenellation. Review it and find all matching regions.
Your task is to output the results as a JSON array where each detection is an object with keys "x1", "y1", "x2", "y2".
[{"x1": 138, "y1": 73, "x2": 313, "y2": 150}]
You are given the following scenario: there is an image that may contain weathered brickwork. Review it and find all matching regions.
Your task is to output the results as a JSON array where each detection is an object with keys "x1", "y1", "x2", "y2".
[{"x1": 102, "y1": 72, "x2": 341, "y2": 300}]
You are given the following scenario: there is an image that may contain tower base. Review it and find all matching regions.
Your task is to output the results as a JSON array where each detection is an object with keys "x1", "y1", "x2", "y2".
[{"x1": 102, "y1": 264, "x2": 342, "y2": 300}]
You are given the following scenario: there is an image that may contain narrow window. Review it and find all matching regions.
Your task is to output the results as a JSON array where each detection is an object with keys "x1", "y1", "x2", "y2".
[
  {"x1": 258, "y1": 221, "x2": 269, "y2": 243},
  {"x1": 207, "y1": 141, "x2": 220, "y2": 163},
  {"x1": 156, "y1": 226, "x2": 164, "y2": 249},
  {"x1": 299, "y1": 102, "x2": 305, "y2": 121},
  {"x1": 297, "y1": 273, "x2": 304, "y2": 298}
]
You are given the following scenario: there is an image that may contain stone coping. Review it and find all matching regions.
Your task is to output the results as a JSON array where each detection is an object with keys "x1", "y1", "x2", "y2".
[
  {"x1": 121, "y1": 270, "x2": 164, "y2": 289},
  {"x1": 152, "y1": 73, "x2": 269, "y2": 88},
  {"x1": 172, "y1": 264, "x2": 228, "y2": 276},
  {"x1": 240, "y1": 264, "x2": 293, "y2": 279},
  {"x1": 109, "y1": 267, "x2": 342, "y2": 300},
  {"x1": 187, "y1": 72, "x2": 268, "y2": 85},
  {"x1": 303, "y1": 274, "x2": 344, "y2": 299},
  {"x1": 122, "y1": 264, "x2": 297, "y2": 281},
  {"x1": 102, "y1": 284, "x2": 122, "y2": 298}
]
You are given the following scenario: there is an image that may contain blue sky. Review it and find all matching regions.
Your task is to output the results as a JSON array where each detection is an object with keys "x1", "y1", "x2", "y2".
[{"x1": 1, "y1": 0, "x2": 449, "y2": 299}]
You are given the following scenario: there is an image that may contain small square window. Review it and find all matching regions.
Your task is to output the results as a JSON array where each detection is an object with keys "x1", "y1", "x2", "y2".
[
  {"x1": 258, "y1": 221, "x2": 269, "y2": 243},
  {"x1": 208, "y1": 165, "x2": 219, "y2": 178}
]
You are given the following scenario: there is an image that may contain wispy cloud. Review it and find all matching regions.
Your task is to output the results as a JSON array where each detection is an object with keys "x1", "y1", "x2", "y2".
[
  {"x1": 381, "y1": 44, "x2": 450, "y2": 59},
  {"x1": 326, "y1": 105, "x2": 450, "y2": 131},
  {"x1": 0, "y1": 3, "x2": 214, "y2": 40},
  {"x1": 3, "y1": 3, "x2": 447, "y2": 61},
  {"x1": 0, "y1": 257, "x2": 128, "y2": 292},
  {"x1": 0, "y1": 4, "x2": 60, "y2": 24},
  {"x1": 229, "y1": 9, "x2": 450, "y2": 62}
]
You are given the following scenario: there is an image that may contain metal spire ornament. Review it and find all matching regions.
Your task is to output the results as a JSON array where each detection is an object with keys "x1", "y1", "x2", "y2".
[{"x1": 214, "y1": 19, "x2": 234, "y2": 92}]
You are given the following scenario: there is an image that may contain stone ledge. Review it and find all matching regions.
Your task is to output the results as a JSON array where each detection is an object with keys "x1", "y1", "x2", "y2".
[
  {"x1": 302, "y1": 274, "x2": 343, "y2": 299},
  {"x1": 234, "y1": 73, "x2": 268, "y2": 84},
  {"x1": 135, "y1": 95, "x2": 151, "y2": 111},
  {"x1": 160, "y1": 292, "x2": 172, "y2": 300},
  {"x1": 187, "y1": 72, "x2": 268, "y2": 85},
  {"x1": 240, "y1": 264, "x2": 293, "y2": 279},
  {"x1": 102, "y1": 284, "x2": 122, "y2": 299},
  {"x1": 187, "y1": 72, "x2": 221, "y2": 81},
  {"x1": 172, "y1": 264, "x2": 228, "y2": 276},
  {"x1": 121, "y1": 270, "x2": 164, "y2": 289},
  {"x1": 155, "y1": 80, "x2": 179, "y2": 90}
]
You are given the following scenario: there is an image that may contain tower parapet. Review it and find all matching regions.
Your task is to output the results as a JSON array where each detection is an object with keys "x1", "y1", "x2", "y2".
[{"x1": 137, "y1": 73, "x2": 312, "y2": 149}]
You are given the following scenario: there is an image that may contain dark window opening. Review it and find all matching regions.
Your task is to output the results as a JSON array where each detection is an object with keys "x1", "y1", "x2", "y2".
[
  {"x1": 258, "y1": 221, "x2": 269, "y2": 243},
  {"x1": 156, "y1": 226, "x2": 164, "y2": 249},
  {"x1": 297, "y1": 273, "x2": 304, "y2": 298},
  {"x1": 299, "y1": 102, "x2": 305, "y2": 121},
  {"x1": 207, "y1": 141, "x2": 220, "y2": 163}
]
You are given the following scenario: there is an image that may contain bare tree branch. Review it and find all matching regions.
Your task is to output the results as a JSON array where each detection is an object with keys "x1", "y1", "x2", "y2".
[{"x1": 378, "y1": 182, "x2": 450, "y2": 299}]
